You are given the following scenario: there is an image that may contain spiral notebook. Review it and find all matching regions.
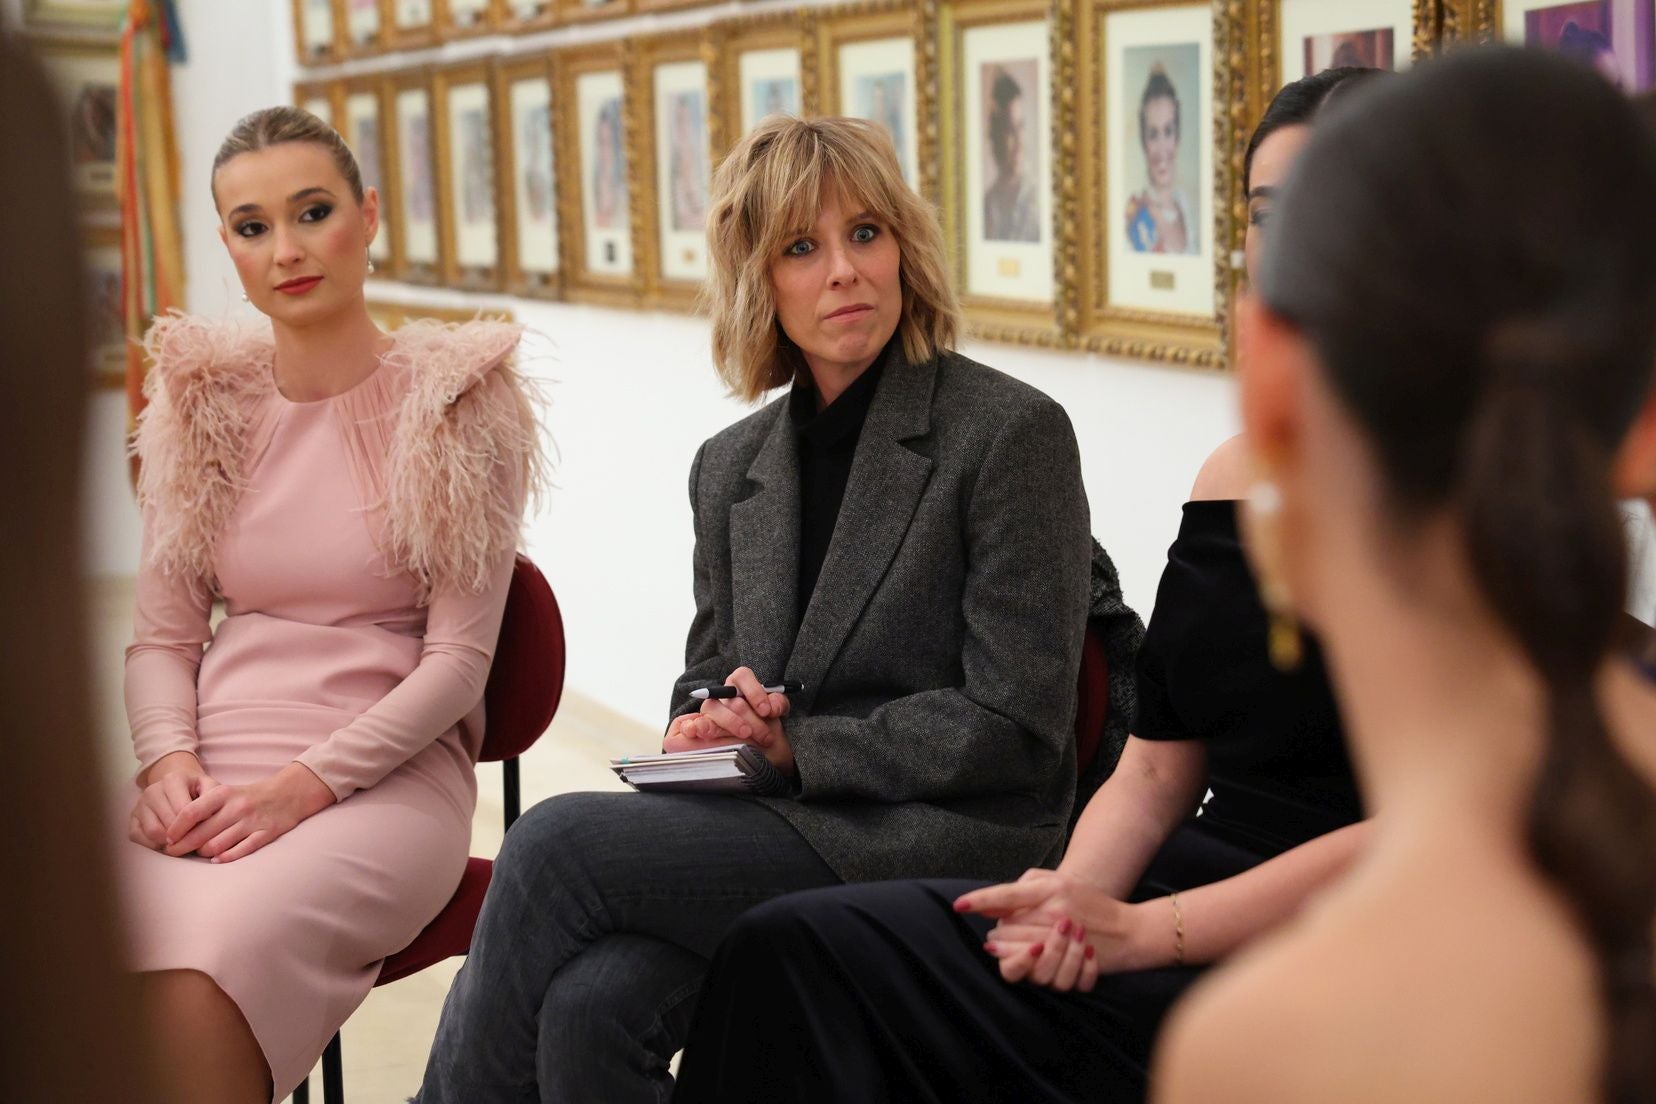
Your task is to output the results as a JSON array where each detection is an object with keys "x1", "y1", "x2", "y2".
[{"x1": 609, "y1": 744, "x2": 791, "y2": 796}]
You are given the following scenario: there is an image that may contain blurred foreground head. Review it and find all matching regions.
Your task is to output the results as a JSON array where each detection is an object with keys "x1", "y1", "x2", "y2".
[
  {"x1": 1252, "y1": 46, "x2": 1656, "y2": 1103},
  {"x1": 0, "y1": 31, "x2": 154, "y2": 1103}
]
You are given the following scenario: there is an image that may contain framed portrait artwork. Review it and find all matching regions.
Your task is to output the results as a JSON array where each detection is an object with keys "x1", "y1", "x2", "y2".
[
  {"x1": 387, "y1": 0, "x2": 437, "y2": 48},
  {"x1": 716, "y1": 13, "x2": 815, "y2": 150},
  {"x1": 557, "y1": 45, "x2": 639, "y2": 304},
  {"x1": 495, "y1": 55, "x2": 563, "y2": 297},
  {"x1": 293, "y1": 0, "x2": 340, "y2": 64},
  {"x1": 1276, "y1": 0, "x2": 1426, "y2": 81},
  {"x1": 294, "y1": 80, "x2": 343, "y2": 128},
  {"x1": 341, "y1": 78, "x2": 394, "y2": 277},
  {"x1": 1072, "y1": 0, "x2": 1225, "y2": 366},
  {"x1": 22, "y1": 0, "x2": 128, "y2": 32},
  {"x1": 35, "y1": 40, "x2": 120, "y2": 210},
  {"x1": 940, "y1": 0, "x2": 1055, "y2": 339},
  {"x1": 387, "y1": 68, "x2": 443, "y2": 285},
  {"x1": 439, "y1": 0, "x2": 498, "y2": 38},
  {"x1": 435, "y1": 62, "x2": 504, "y2": 290},
  {"x1": 83, "y1": 226, "x2": 126, "y2": 390},
  {"x1": 639, "y1": 38, "x2": 713, "y2": 309},
  {"x1": 819, "y1": 4, "x2": 928, "y2": 196},
  {"x1": 342, "y1": 0, "x2": 386, "y2": 55},
  {"x1": 501, "y1": 0, "x2": 558, "y2": 31},
  {"x1": 1497, "y1": 0, "x2": 1656, "y2": 90}
]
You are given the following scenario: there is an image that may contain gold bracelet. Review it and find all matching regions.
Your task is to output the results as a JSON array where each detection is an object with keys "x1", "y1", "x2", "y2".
[{"x1": 1169, "y1": 891, "x2": 1186, "y2": 967}]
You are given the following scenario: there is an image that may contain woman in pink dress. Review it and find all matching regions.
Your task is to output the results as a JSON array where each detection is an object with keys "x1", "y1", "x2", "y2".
[{"x1": 119, "y1": 106, "x2": 540, "y2": 1104}]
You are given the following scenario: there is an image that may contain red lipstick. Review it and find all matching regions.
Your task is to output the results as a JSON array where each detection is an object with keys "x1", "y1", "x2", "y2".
[{"x1": 275, "y1": 276, "x2": 323, "y2": 295}]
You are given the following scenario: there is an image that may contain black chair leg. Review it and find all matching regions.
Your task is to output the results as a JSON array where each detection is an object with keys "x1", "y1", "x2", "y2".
[
  {"x1": 322, "y1": 1032, "x2": 344, "y2": 1104},
  {"x1": 292, "y1": 1077, "x2": 310, "y2": 1104},
  {"x1": 503, "y1": 756, "x2": 521, "y2": 830}
]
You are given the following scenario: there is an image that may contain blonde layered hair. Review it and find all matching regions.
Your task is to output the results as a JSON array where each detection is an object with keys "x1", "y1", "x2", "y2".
[{"x1": 705, "y1": 116, "x2": 960, "y2": 402}]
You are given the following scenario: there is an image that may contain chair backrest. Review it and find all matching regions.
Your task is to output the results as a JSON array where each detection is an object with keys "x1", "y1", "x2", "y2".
[
  {"x1": 480, "y1": 554, "x2": 565, "y2": 763},
  {"x1": 1074, "y1": 622, "x2": 1110, "y2": 781}
]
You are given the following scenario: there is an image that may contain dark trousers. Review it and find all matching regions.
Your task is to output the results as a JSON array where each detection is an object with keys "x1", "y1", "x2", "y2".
[
  {"x1": 673, "y1": 820, "x2": 1263, "y2": 1104},
  {"x1": 417, "y1": 791, "x2": 838, "y2": 1104}
]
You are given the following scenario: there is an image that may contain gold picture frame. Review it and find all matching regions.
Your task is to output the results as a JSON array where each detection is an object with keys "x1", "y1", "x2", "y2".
[
  {"x1": 293, "y1": 79, "x2": 345, "y2": 129},
  {"x1": 939, "y1": 0, "x2": 1060, "y2": 345},
  {"x1": 555, "y1": 41, "x2": 643, "y2": 306},
  {"x1": 499, "y1": 0, "x2": 559, "y2": 31},
  {"x1": 293, "y1": 0, "x2": 344, "y2": 65},
  {"x1": 385, "y1": 65, "x2": 444, "y2": 285},
  {"x1": 1067, "y1": 0, "x2": 1229, "y2": 367},
  {"x1": 1485, "y1": 0, "x2": 1655, "y2": 91},
  {"x1": 555, "y1": 0, "x2": 633, "y2": 27},
  {"x1": 1439, "y1": 0, "x2": 1498, "y2": 42},
  {"x1": 340, "y1": 74, "x2": 397, "y2": 279},
  {"x1": 387, "y1": 0, "x2": 439, "y2": 49},
  {"x1": 434, "y1": 59, "x2": 505, "y2": 290},
  {"x1": 438, "y1": 0, "x2": 500, "y2": 39},
  {"x1": 817, "y1": 0, "x2": 937, "y2": 202},
  {"x1": 83, "y1": 224, "x2": 126, "y2": 390},
  {"x1": 495, "y1": 53, "x2": 566, "y2": 299},
  {"x1": 712, "y1": 9, "x2": 819, "y2": 155},
  {"x1": 35, "y1": 37, "x2": 121, "y2": 211},
  {"x1": 635, "y1": 31, "x2": 717, "y2": 311}
]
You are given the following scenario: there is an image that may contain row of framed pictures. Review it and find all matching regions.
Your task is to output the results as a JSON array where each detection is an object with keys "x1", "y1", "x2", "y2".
[
  {"x1": 298, "y1": 0, "x2": 1656, "y2": 367},
  {"x1": 295, "y1": 0, "x2": 673, "y2": 62}
]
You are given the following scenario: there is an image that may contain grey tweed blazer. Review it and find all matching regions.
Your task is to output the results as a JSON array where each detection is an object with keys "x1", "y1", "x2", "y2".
[{"x1": 669, "y1": 343, "x2": 1092, "y2": 884}]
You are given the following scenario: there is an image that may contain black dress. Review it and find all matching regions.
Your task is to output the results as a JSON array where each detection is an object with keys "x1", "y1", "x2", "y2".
[{"x1": 672, "y1": 501, "x2": 1363, "y2": 1104}]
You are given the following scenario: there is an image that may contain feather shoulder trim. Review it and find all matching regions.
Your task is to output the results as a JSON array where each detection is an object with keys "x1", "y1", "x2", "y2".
[
  {"x1": 131, "y1": 311, "x2": 276, "y2": 580},
  {"x1": 381, "y1": 317, "x2": 542, "y2": 600}
]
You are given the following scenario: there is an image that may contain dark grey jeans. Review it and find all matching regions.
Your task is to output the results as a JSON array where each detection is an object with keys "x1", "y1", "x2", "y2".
[{"x1": 416, "y1": 790, "x2": 838, "y2": 1103}]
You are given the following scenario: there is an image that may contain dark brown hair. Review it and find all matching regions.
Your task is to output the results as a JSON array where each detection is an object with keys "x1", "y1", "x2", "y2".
[
  {"x1": 0, "y1": 33, "x2": 156, "y2": 1102},
  {"x1": 1262, "y1": 47, "x2": 1656, "y2": 1103},
  {"x1": 210, "y1": 105, "x2": 364, "y2": 207}
]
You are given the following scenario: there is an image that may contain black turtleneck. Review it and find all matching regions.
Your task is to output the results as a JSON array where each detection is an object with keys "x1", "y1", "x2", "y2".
[{"x1": 787, "y1": 359, "x2": 885, "y2": 623}]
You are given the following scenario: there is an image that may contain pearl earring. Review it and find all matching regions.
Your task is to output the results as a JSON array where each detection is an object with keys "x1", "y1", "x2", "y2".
[
  {"x1": 241, "y1": 292, "x2": 249, "y2": 302},
  {"x1": 367, "y1": 249, "x2": 376, "y2": 275}
]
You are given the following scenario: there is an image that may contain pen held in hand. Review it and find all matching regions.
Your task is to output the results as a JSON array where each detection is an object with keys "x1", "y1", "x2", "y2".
[{"x1": 690, "y1": 680, "x2": 804, "y2": 700}]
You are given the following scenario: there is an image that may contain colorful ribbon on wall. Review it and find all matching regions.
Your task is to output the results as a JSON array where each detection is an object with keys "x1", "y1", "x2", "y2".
[{"x1": 118, "y1": 0, "x2": 185, "y2": 461}]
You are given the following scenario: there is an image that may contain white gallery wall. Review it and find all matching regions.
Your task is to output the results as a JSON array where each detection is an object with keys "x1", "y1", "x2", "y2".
[{"x1": 86, "y1": 0, "x2": 1235, "y2": 732}]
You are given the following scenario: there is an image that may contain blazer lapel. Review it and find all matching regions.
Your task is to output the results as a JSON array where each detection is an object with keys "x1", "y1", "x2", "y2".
[
  {"x1": 787, "y1": 347, "x2": 937, "y2": 707},
  {"x1": 728, "y1": 400, "x2": 801, "y2": 684}
]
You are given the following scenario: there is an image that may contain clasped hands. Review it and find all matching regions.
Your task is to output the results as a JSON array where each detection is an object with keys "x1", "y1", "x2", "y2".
[
  {"x1": 128, "y1": 751, "x2": 335, "y2": 863},
  {"x1": 662, "y1": 666, "x2": 796, "y2": 777},
  {"x1": 954, "y1": 868, "x2": 1163, "y2": 994}
]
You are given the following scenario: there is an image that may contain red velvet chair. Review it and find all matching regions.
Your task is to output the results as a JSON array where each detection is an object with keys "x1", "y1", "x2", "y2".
[
  {"x1": 1074, "y1": 621, "x2": 1111, "y2": 783},
  {"x1": 293, "y1": 555, "x2": 565, "y2": 1104}
]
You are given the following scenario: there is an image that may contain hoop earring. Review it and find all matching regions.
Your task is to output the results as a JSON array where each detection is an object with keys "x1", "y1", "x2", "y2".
[{"x1": 1240, "y1": 477, "x2": 1303, "y2": 671}]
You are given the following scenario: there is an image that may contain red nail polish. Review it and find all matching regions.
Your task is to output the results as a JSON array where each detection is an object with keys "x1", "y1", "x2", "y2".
[
  {"x1": 1074, "y1": 926, "x2": 1086, "y2": 943},
  {"x1": 953, "y1": 899, "x2": 971, "y2": 912},
  {"x1": 1029, "y1": 943, "x2": 1045, "y2": 957},
  {"x1": 1056, "y1": 918, "x2": 1071, "y2": 936},
  {"x1": 982, "y1": 941, "x2": 999, "y2": 955},
  {"x1": 1084, "y1": 944, "x2": 1095, "y2": 960}
]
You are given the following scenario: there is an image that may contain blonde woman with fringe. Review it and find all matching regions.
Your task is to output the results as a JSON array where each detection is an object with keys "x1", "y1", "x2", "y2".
[{"x1": 418, "y1": 115, "x2": 1092, "y2": 1103}]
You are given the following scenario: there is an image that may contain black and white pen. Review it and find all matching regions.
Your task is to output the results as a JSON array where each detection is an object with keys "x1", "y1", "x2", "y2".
[{"x1": 690, "y1": 680, "x2": 804, "y2": 700}]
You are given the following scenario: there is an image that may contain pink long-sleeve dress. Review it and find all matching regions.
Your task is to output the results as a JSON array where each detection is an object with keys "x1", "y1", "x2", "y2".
[{"x1": 117, "y1": 313, "x2": 538, "y2": 1102}]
